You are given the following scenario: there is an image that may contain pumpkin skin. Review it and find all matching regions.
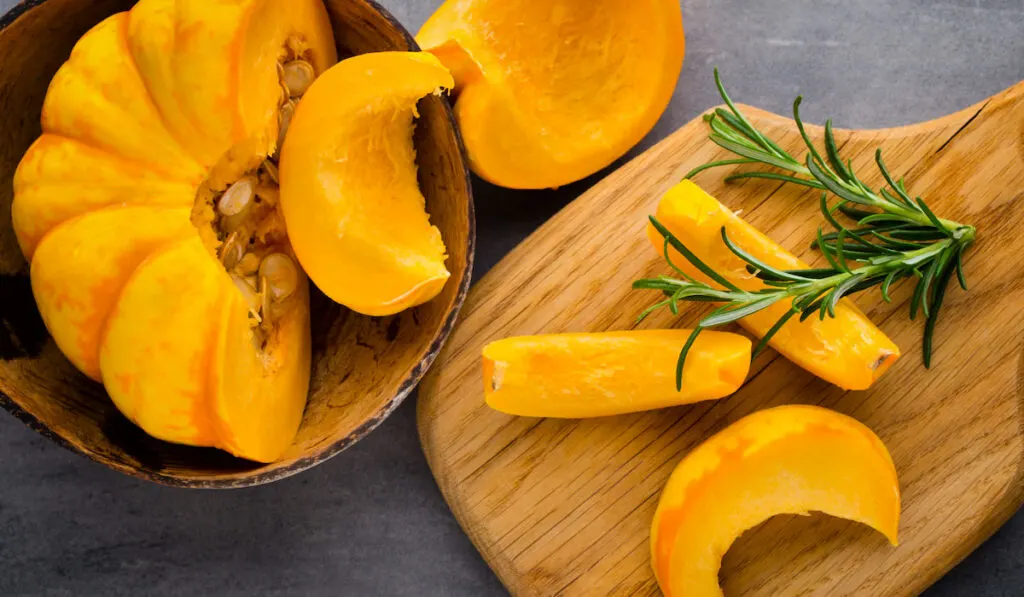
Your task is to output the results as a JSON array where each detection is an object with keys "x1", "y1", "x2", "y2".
[
  {"x1": 12, "y1": 0, "x2": 337, "y2": 462},
  {"x1": 650, "y1": 405, "x2": 900, "y2": 597},
  {"x1": 417, "y1": 0, "x2": 685, "y2": 189}
]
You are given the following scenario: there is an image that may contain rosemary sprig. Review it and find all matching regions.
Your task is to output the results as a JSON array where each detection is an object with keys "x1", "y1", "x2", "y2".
[{"x1": 635, "y1": 70, "x2": 976, "y2": 389}]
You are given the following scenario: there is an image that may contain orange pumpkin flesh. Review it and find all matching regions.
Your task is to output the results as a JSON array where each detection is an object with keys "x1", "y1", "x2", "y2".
[
  {"x1": 279, "y1": 52, "x2": 454, "y2": 316},
  {"x1": 482, "y1": 330, "x2": 752, "y2": 418},
  {"x1": 651, "y1": 405, "x2": 900, "y2": 597},
  {"x1": 13, "y1": 0, "x2": 339, "y2": 462},
  {"x1": 648, "y1": 180, "x2": 900, "y2": 390},
  {"x1": 417, "y1": 0, "x2": 685, "y2": 189}
]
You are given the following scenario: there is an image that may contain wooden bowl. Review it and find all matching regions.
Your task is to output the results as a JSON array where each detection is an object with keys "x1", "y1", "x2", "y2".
[{"x1": 0, "y1": 0, "x2": 474, "y2": 487}]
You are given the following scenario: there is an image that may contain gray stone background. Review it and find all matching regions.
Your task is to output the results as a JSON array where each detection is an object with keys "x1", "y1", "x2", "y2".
[{"x1": 0, "y1": 0, "x2": 1022, "y2": 595}]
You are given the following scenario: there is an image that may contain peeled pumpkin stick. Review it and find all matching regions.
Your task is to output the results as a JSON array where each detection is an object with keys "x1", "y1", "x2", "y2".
[
  {"x1": 646, "y1": 181, "x2": 899, "y2": 390},
  {"x1": 483, "y1": 330, "x2": 751, "y2": 418}
]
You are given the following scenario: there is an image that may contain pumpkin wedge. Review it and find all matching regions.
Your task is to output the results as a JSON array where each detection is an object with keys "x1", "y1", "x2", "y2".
[
  {"x1": 279, "y1": 51, "x2": 453, "y2": 316},
  {"x1": 651, "y1": 405, "x2": 900, "y2": 597},
  {"x1": 483, "y1": 330, "x2": 751, "y2": 418},
  {"x1": 417, "y1": 0, "x2": 684, "y2": 189},
  {"x1": 648, "y1": 180, "x2": 900, "y2": 390},
  {"x1": 12, "y1": 0, "x2": 338, "y2": 462}
]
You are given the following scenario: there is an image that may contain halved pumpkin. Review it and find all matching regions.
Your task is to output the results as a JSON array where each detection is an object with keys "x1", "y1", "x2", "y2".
[
  {"x1": 417, "y1": 0, "x2": 685, "y2": 189},
  {"x1": 12, "y1": 0, "x2": 337, "y2": 462}
]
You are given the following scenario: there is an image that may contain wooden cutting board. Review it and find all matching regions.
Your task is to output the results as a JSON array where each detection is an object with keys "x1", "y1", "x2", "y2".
[{"x1": 418, "y1": 81, "x2": 1024, "y2": 596}]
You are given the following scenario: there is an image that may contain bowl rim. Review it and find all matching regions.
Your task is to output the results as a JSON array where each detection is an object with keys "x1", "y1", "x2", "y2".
[{"x1": 0, "y1": 0, "x2": 476, "y2": 488}]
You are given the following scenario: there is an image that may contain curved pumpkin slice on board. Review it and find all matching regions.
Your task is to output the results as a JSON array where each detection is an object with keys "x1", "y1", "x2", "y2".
[
  {"x1": 417, "y1": 0, "x2": 685, "y2": 189},
  {"x1": 13, "y1": 0, "x2": 337, "y2": 462},
  {"x1": 279, "y1": 51, "x2": 453, "y2": 317},
  {"x1": 651, "y1": 405, "x2": 900, "y2": 597},
  {"x1": 648, "y1": 180, "x2": 900, "y2": 390},
  {"x1": 482, "y1": 330, "x2": 751, "y2": 418}
]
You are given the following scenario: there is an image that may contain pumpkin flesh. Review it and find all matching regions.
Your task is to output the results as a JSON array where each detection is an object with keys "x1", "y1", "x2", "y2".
[
  {"x1": 279, "y1": 51, "x2": 454, "y2": 317},
  {"x1": 482, "y1": 330, "x2": 752, "y2": 418},
  {"x1": 417, "y1": 0, "x2": 685, "y2": 189}
]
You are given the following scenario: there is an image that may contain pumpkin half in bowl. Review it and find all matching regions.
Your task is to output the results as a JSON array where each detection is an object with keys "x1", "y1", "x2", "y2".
[{"x1": 10, "y1": 0, "x2": 457, "y2": 465}]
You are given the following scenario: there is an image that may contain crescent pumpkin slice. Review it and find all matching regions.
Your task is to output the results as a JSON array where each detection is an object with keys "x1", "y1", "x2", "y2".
[
  {"x1": 651, "y1": 405, "x2": 901, "y2": 597},
  {"x1": 279, "y1": 51, "x2": 454, "y2": 317},
  {"x1": 417, "y1": 0, "x2": 685, "y2": 189},
  {"x1": 13, "y1": 0, "x2": 338, "y2": 462},
  {"x1": 648, "y1": 180, "x2": 900, "y2": 390}
]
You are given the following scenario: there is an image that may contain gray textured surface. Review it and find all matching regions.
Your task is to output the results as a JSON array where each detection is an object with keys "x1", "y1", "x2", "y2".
[{"x1": 0, "y1": 0, "x2": 1022, "y2": 594}]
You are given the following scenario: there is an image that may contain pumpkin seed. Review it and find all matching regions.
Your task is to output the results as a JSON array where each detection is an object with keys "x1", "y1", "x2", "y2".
[
  {"x1": 282, "y1": 59, "x2": 315, "y2": 97},
  {"x1": 221, "y1": 239, "x2": 244, "y2": 269},
  {"x1": 218, "y1": 176, "x2": 256, "y2": 216},
  {"x1": 278, "y1": 100, "x2": 296, "y2": 147},
  {"x1": 259, "y1": 253, "x2": 299, "y2": 300}
]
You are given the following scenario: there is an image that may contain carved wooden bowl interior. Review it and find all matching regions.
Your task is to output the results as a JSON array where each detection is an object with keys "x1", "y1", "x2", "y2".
[{"x1": 0, "y1": 0, "x2": 474, "y2": 487}]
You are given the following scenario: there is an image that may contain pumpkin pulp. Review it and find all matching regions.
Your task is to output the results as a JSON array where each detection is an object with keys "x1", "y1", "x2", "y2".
[{"x1": 191, "y1": 39, "x2": 318, "y2": 351}]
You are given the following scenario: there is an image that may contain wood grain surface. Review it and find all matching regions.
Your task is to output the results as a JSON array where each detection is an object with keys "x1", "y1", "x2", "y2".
[
  {"x1": 0, "y1": 0, "x2": 473, "y2": 487},
  {"x1": 418, "y1": 81, "x2": 1024, "y2": 595}
]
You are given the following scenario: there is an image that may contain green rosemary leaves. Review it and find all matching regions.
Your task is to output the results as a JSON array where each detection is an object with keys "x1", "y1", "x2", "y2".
[{"x1": 635, "y1": 70, "x2": 976, "y2": 389}]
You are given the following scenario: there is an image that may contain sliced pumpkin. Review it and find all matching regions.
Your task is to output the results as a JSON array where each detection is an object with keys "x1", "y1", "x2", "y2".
[
  {"x1": 279, "y1": 51, "x2": 453, "y2": 316},
  {"x1": 648, "y1": 180, "x2": 900, "y2": 390},
  {"x1": 14, "y1": 0, "x2": 336, "y2": 462},
  {"x1": 483, "y1": 330, "x2": 751, "y2": 418},
  {"x1": 417, "y1": 0, "x2": 685, "y2": 189},
  {"x1": 651, "y1": 405, "x2": 900, "y2": 597}
]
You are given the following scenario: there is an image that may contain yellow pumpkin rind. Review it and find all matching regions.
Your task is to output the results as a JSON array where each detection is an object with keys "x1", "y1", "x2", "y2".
[{"x1": 650, "y1": 405, "x2": 900, "y2": 597}]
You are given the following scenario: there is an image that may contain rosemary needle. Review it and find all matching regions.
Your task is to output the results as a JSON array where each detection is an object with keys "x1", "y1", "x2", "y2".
[{"x1": 635, "y1": 70, "x2": 976, "y2": 389}]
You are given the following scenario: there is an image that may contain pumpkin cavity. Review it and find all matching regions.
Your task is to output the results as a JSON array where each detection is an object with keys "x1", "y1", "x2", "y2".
[{"x1": 190, "y1": 38, "x2": 318, "y2": 349}]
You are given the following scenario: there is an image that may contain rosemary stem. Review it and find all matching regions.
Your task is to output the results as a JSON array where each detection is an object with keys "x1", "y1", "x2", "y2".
[
  {"x1": 796, "y1": 240, "x2": 953, "y2": 298},
  {"x1": 727, "y1": 155, "x2": 970, "y2": 234}
]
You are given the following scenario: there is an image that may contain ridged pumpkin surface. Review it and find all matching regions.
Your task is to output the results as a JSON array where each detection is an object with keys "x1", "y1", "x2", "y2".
[{"x1": 12, "y1": 0, "x2": 337, "y2": 462}]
